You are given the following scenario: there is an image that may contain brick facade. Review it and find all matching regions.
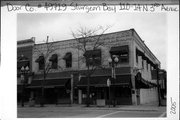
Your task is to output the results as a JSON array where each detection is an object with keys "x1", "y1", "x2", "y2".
[{"x1": 18, "y1": 29, "x2": 162, "y2": 105}]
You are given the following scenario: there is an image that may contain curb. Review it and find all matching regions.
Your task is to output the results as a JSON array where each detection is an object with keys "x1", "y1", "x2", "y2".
[
  {"x1": 78, "y1": 106, "x2": 158, "y2": 112},
  {"x1": 18, "y1": 105, "x2": 161, "y2": 112}
]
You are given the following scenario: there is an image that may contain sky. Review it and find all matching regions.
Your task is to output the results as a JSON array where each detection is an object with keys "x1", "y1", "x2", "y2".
[{"x1": 17, "y1": 13, "x2": 167, "y2": 69}]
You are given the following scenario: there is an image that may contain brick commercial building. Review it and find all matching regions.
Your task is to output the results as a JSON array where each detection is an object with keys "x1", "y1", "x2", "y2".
[
  {"x1": 18, "y1": 29, "x2": 164, "y2": 106},
  {"x1": 17, "y1": 38, "x2": 35, "y2": 105}
]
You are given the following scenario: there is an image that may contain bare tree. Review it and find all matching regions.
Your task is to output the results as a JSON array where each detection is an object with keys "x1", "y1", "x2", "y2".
[
  {"x1": 34, "y1": 36, "x2": 62, "y2": 107},
  {"x1": 71, "y1": 26, "x2": 111, "y2": 107}
]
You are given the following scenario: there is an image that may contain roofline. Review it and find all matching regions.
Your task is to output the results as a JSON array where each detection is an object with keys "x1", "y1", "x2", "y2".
[
  {"x1": 131, "y1": 29, "x2": 161, "y2": 64},
  {"x1": 34, "y1": 29, "x2": 133, "y2": 46},
  {"x1": 19, "y1": 29, "x2": 160, "y2": 65},
  {"x1": 17, "y1": 37, "x2": 35, "y2": 45}
]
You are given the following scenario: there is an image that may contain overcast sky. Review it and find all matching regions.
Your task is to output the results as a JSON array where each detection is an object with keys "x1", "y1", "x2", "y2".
[{"x1": 17, "y1": 13, "x2": 167, "y2": 69}]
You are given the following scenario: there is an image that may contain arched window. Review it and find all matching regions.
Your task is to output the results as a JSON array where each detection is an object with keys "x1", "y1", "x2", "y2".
[
  {"x1": 49, "y1": 54, "x2": 58, "y2": 69},
  {"x1": 63, "y1": 52, "x2": 72, "y2": 68},
  {"x1": 35, "y1": 55, "x2": 44, "y2": 70}
]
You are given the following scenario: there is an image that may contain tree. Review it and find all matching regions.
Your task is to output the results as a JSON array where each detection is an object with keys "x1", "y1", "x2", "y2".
[
  {"x1": 34, "y1": 36, "x2": 62, "y2": 107},
  {"x1": 71, "y1": 26, "x2": 111, "y2": 107}
]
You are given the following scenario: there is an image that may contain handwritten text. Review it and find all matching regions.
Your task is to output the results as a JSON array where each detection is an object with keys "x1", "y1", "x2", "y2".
[{"x1": 6, "y1": 2, "x2": 179, "y2": 13}]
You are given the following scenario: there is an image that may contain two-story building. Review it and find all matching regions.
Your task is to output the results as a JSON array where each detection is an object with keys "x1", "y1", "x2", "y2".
[
  {"x1": 25, "y1": 29, "x2": 161, "y2": 105},
  {"x1": 17, "y1": 38, "x2": 35, "y2": 105}
]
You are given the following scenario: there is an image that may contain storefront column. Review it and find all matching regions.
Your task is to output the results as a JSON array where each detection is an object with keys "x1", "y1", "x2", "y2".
[
  {"x1": 78, "y1": 90, "x2": 82, "y2": 104},
  {"x1": 70, "y1": 74, "x2": 73, "y2": 104},
  {"x1": 131, "y1": 75, "x2": 137, "y2": 105}
]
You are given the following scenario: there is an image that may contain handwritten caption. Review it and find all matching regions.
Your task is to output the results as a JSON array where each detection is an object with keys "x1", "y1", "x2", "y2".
[
  {"x1": 170, "y1": 97, "x2": 176, "y2": 115},
  {"x1": 6, "y1": 2, "x2": 179, "y2": 12}
]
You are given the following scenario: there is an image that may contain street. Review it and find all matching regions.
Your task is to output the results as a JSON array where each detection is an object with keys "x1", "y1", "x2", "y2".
[{"x1": 17, "y1": 105, "x2": 166, "y2": 118}]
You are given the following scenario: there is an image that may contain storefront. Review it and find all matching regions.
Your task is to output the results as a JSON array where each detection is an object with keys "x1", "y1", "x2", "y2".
[
  {"x1": 28, "y1": 78, "x2": 71, "y2": 104},
  {"x1": 77, "y1": 75, "x2": 132, "y2": 105}
]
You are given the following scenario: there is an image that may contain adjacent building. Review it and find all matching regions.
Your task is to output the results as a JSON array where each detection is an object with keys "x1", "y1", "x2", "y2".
[
  {"x1": 17, "y1": 38, "x2": 35, "y2": 104},
  {"x1": 17, "y1": 29, "x2": 165, "y2": 106}
]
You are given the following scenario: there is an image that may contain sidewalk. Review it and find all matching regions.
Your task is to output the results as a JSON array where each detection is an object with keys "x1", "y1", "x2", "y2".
[
  {"x1": 18, "y1": 103, "x2": 166, "y2": 112},
  {"x1": 74, "y1": 104, "x2": 165, "y2": 112}
]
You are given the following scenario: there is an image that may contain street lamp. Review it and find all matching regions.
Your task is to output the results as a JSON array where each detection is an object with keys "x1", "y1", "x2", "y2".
[
  {"x1": 20, "y1": 66, "x2": 29, "y2": 107},
  {"x1": 108, "y1": 55, "x2": 119, "y2": 107},
  {"x1": 108, "y1": 55, "x2": 119, "y2": 79}
]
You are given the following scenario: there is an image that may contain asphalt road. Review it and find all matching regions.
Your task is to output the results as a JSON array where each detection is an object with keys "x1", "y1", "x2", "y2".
[{"x1": 17, "y1": 106, "x2": 166, "y2": 118}]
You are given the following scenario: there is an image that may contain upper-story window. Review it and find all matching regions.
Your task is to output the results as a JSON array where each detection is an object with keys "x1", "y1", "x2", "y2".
[
  {"x1": 35, "y1": 55, "x2": 44, "y2": 70},
  {"x1": 49, "y1": 54, "x2": 58, "y2": 69},
  {"x1": 136, "y1": 53, "x2": 138, "y2": 64},
  {"x1": 151, "y1": 66, "x2": 153, "y2": 70},
  {"x1": 142, "y1": 59, "x2": 144, "y2": 69},
  {"x1": 110, "y1": 45, "x2": 129, "y2": 63},
  {"x1": 84, "y1": 49, "x2": 101, "y2": 66},
  {"x1": 63, "y1": 52, "x2": 72, "y2": 68},
  {"x1": 146, "y1": 61, "x2": 148, "y2": 70}
]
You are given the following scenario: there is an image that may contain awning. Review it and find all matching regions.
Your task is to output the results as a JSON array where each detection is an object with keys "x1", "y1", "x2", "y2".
[
  {"x1": 35, "y1": 56, "x2": 44, "y2": 63},
  {"x1": 135, "y1": 72, "x2": 157, "y2": 88},
  {"x1": 27, "y1": 79, "x2": 70, "y2": 88},
  {"x1": 77, "y1": 75, "x2": 131, "y2": 87},
  {"x1": 49, "y1": 54, "x2": 57, "y2": 61},
  {"x1": 63, "y1": 53, "x2": 72, "y2": 60},
  {"x1": 136, "y1": 49, "x2": 144, "y2": 57},
  {"x1": 135, "y1": 77, "x2": 157, "y2": 88},
  {"x1": 110, "y1": 45, "x2": 129, "y2": 54},
  {"x1": 136, "y1": 49, "x2": 156, "y2": 67}
]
